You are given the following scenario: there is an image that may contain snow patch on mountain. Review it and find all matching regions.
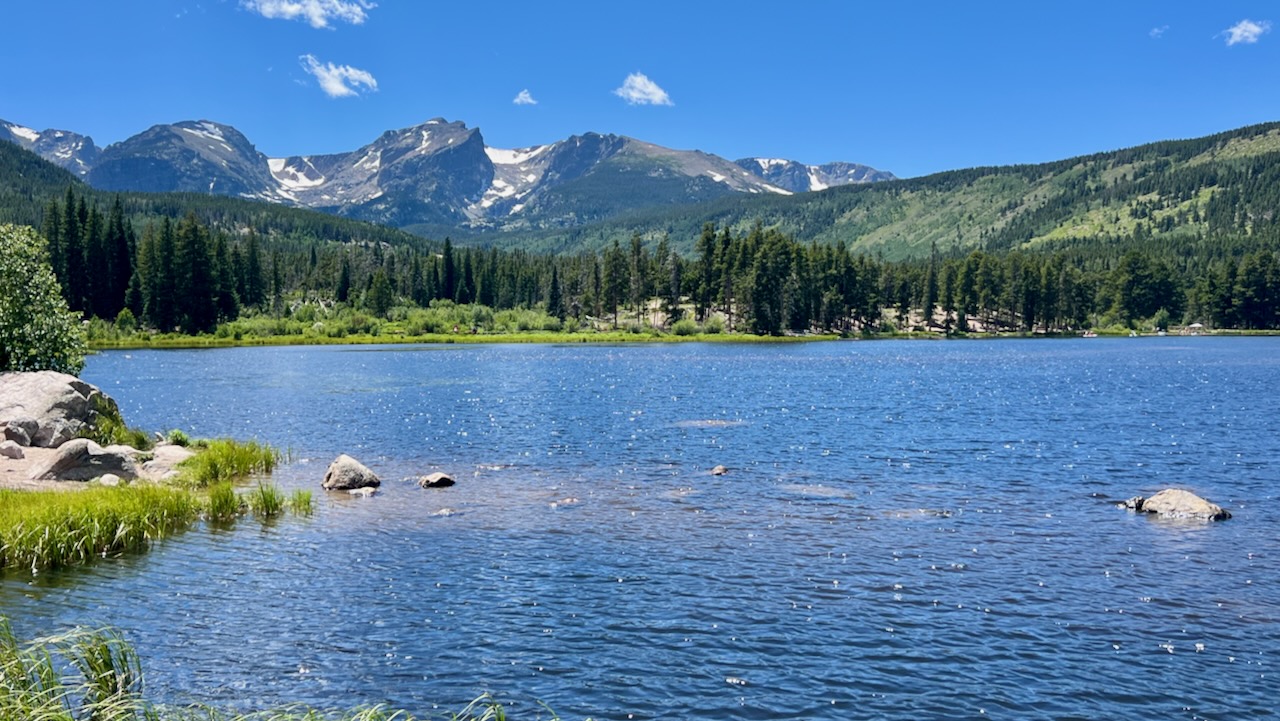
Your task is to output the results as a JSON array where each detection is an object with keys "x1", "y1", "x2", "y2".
[
  {"x1": 6, "y1": 123, "x2": 40, "y2": 143},
  {"x1": 485, "y1": 145, "x2": 551, "y2": 165},
  {"x1": 268, "y1": 157, "x2": 326, "y2": 190},
  {"x1": 807, "y1": 167, "x2": 828, "y2": 191}
]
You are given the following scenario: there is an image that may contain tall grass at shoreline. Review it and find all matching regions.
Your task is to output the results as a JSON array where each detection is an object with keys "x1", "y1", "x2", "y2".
[
  {"x1": 1, "y1": 437, "x2": 309, "y2": 572},
  {"x1": 176, "y1": 439, "x2": 280, "y2": 488},
  {"x1": 0, "y1": 618, "x2": 520, "y2": 720},
  {"x1": 0, "y1": 486, "x2": 200, "y2": 572}
]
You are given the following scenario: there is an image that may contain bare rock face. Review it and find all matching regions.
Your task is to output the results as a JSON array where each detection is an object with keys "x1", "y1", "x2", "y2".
[
  {"x1": 0, "y1": 371, "x2": 119, "y2": 448},
  {"x1": 1122, "y1": 488, "x2": 1231, "y2": 521},
  {"x1": 27, "y1": 438, "x2": 140, "y2": 481},
  {"x1": 322, "y1": 454, "x2": 380, "y2": 490},
  {"x1": 418, "y1": 472, "x2": 455, "y2": 488}
]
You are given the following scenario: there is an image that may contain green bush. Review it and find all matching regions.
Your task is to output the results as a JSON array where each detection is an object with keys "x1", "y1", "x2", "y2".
[
  {"x1": 0, "y1": 224, "x2": 87, "y2": 374},
  {"x1": 114, "y1": 307, "x2": 137, "y2": 333},
  {"x1": 672, "y1": 319, "x2": 699, "y2": 336},
  {"x1": 702, "y1": 316, "x2": 725, "y2": 334}
]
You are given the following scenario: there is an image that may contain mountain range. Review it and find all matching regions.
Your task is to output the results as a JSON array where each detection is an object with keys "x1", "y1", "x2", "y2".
[{"x1": 0, "y1": 117, "x2": 894, "y2": 233}]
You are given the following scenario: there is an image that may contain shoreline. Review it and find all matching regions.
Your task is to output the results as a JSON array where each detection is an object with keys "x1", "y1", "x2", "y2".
[{"x1": 85, "y1": 328, "x2": 1276, "y2": 351}]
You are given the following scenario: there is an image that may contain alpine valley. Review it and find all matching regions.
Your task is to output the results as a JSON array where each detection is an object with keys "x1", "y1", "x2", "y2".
[{"x1": 0, "y1": 117, "x2": 893, "y2": 235}]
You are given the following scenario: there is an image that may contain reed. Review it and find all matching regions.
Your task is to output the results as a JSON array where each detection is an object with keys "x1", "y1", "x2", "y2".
[
  {"x1": 0, "y1": 486, "x2": 200, "y2": 572},
  {"x1": 288, "y1": 489, "x2": 314, "y2": 516},
  {"x1": 177, "y1": 439, "x2": 280, "y2": 489},
  {"x1": 0, "y1": 618, "x2": 147, "y2": 721},
  {"x1": 1, "y1": 619, "x2": 525, "y2": 720},
  {"x1": 246, "y1": 483, "x2": 285, "y2": 519},
  {"x1": 205, "y1": 482, "x2": 241, "y2": 523}
]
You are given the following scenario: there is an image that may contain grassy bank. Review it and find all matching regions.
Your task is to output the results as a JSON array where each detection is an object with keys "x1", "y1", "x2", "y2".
[
  {"x1": 1, "y1": 439, "x2": 304, "y2": 573},
  {"x1": 0, "y1": 618, "x2": 516, "y2": 720},
  {"x1": 0, "y1": 486, "x2": 199, "y2": 572},
  {"x1": 89, "y1": 328, "x2": 838, "y2": 350}
]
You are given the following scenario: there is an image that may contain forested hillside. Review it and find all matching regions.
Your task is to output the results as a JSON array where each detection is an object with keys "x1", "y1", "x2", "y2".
[
  {"x1": 475, "y1": 122, "x2": 1280, "y2": 260},
  {"x1": 4, "y1": 126, "x2": 1280, "y2": 336}
]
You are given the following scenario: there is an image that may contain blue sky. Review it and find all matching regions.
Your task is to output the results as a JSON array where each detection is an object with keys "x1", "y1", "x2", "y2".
[{"x1": 3, "y1": 1, "x2": 1278, "y2": 178}]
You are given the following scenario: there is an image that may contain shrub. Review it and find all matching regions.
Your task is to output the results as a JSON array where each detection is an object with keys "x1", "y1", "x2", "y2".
[
  {"x1": 702, "y1": 316, "x2": 725, "y2": 334},
  {"x1": 0, "y1": 224, "x2": 87, "y2": 374},
  {"x1": 672, "y1": 319, "x2": 699, "y2": 336},
  {"x1": 114, "y1": 307, "x2": 137, "y2": 333}
]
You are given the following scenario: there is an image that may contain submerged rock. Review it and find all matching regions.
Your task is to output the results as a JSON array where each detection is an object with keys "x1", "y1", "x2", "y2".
[
  {"x1": 0, "y1": 371, "x2": 119, "y2": 448},
  {"x1": 322, "y1": 454, "x2": 380, "y2": 490},
  {"x1": 27, "y1": 438, "x2": 139, "y2": 481},
  {"x1": 418, "y1": 472, "x2": 455, "y2": 488},
  {"x1": 711, "y1": 465, "x2": 729, "y2": 476},
  {"x1": 1121, "y1": 489, "x2": 1230, "y2": 521},
  {"x1": 347, "y1": 486, "x2": 377, "y2": 497}
]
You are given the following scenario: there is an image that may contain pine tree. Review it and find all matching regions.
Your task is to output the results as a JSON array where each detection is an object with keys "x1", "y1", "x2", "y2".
[
  {"x1": 547, "y1": 265, "x2": 564, "y2": 320},
  {"x1": 336, "y1": 252, "x2": 352, "y2": 303},
  {"x1": 175, "y1": 213, "x2": 216, "y2": 333}
]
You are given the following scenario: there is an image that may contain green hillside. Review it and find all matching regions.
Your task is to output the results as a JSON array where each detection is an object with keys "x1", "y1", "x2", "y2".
[{"x1": 468, "y1": 122, "x2": 1280, "y2": 260}]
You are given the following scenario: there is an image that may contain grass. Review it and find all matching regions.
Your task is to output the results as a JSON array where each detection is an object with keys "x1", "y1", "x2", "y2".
[
  {"x1": 176, "y1": 439, "x2": 280, "y2": 489},
  {"x1": 245, "y1": 483, "x2": 285, "y2": 519},
  {"x1": 0, "y1": 618, "x2": 522, "y2": 721},
  {"x1": 0, "y1": 486, "x2": 200, "y2": 573},
  {"x1": 288, "y1": 489, "x2": 313, "y2": 516},
  {"x1": 0, "y1": 437, "x2": 311, "y2": 572}
]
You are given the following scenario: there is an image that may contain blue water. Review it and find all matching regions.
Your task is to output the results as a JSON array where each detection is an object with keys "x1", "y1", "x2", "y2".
[{"x1": 3, "y1": 338, "x2": 1278, "y2": 720}]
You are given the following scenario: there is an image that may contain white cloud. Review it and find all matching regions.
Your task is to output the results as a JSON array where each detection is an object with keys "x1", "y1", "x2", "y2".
[
  {"x1": 299, "y1": 54, "x2": 377, "y2": 98},
  {"x1": 613, "y1": 72, "x2": 673, "y2": 106},
  {"x1": 242, "y1": 0, "x2": 375, "y2": 29},
  {"x1": 1224, "y1": 18, "x2": 1271, "y2": 45},
  {"x1": 513, "y1": 89, "x2": 538, "y2": 106},
  {"x1": 1149, "y1": 25, "x2": 1168, "y2": 39}
]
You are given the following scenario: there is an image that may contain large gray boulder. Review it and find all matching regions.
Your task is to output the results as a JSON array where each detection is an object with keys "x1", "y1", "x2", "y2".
[
  {"x1": 0, "y1": 371, "x2": 119, "y2": 448},
  {"x1": 322, "y1": 454, "x2": 380, "y2": 490},
  {"x1": 1124, "y1": 488, "x2": 1231, "y2": 521},
  {"x1": 27, "y1": 438, "x2": 140, "y2": 481}
]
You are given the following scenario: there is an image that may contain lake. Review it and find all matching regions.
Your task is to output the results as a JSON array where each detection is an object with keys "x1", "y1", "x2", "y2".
[{"x1": 3, "y1": 338, "x2": 1278, "y2": 720}]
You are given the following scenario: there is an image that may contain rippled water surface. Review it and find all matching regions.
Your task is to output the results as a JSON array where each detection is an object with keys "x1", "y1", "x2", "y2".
[{"x1": 4, "y1": 338, "x2": 1279, "y2": 720}]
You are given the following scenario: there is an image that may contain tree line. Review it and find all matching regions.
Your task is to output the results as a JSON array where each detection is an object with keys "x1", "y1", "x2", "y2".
[{"x1": 38, "y1": 186, "x2": 1280, "y2": 336}]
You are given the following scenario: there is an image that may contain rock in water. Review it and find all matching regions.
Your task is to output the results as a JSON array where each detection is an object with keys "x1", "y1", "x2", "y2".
[
  {"x1": 0, "y1": 371, "x2": 120, "y2": 447},
  {"x1": 0, "y1": 440, "x2": 23, "y2": 459},
  {"x1": 1139, "y1": 488, "x2": 1231, "y2": 521},
  {"x1": 27, "y1": 438, "x2": 139, "y2": 481},
  {"x1": 711, "y1": 465, "x2": 729, "y2": 476},
  {"x1": 419, "y1": 472, "x2": 455, "y2": 488},
  {"x1": 322, "y1": 454, "x2": 380, "y2": 490}
]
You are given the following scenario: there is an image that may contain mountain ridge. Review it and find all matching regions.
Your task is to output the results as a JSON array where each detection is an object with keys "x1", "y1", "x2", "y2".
[{"x1": 0, "y1": 116, "x2": 893, "y2": 233}]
